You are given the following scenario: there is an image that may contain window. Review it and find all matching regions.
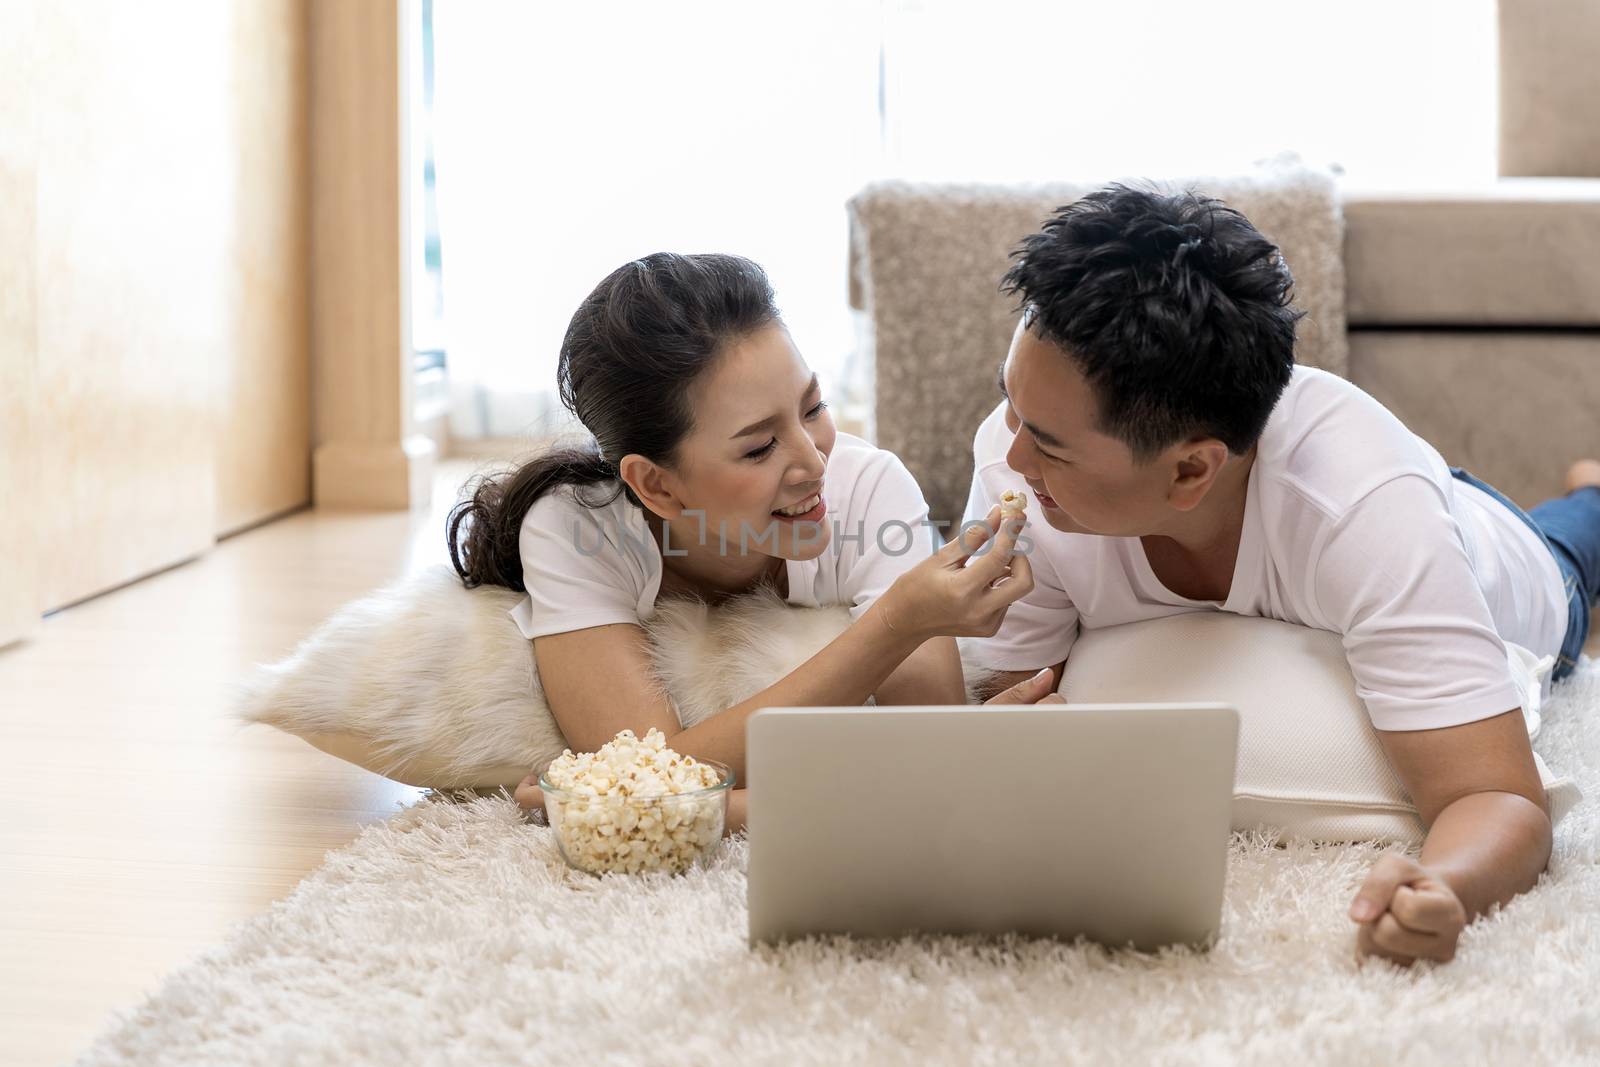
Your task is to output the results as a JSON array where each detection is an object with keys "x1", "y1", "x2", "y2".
[{"x1": 410, "y1": 0, "x2": 447, "y2": 424}]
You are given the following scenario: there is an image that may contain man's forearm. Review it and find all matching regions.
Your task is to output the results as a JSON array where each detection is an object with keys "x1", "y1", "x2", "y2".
[{"x1": 1419, "y1": 790, "x2": 1552, "y2": 920}]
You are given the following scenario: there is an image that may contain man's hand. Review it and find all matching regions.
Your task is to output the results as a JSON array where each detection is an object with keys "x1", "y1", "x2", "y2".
[
  {"x1": 1349, "y1": 853, "x2": 1469, "y2": 966},
  {"x1": 1356, "y1": 711, "x2": 1551, "y2": 967},
  {"x1": 981, "y1": 667, "x2": 1066, "y2": 706}
]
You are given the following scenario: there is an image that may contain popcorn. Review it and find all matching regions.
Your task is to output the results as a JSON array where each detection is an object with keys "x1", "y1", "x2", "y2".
[
  {"x1": 542, "y1": 728, "x2": 728, "y2": 875},
  {"x1": 999, "y1": 488, "x2": 1028, "y2": 521}
]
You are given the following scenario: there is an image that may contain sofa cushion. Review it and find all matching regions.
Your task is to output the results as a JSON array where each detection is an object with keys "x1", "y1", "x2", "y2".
[
  {"x1": 1499, "y1": 0, "x2": 1600, "y2": 177},
  {"x1": 1349, "y1": 330, "x2": 1600, "y2": 508},
  {"x1": 1344, "y1": 179, "x2": 1600, "y2": 325}
]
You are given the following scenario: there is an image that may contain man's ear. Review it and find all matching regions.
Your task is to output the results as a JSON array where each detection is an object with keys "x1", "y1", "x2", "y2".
[
  {"x1": 1165, "y1": 438, "x2": 1233, "y2": 512},
  {"x1": 617, "y1": 453, "x2": 686, "y2": 520}
]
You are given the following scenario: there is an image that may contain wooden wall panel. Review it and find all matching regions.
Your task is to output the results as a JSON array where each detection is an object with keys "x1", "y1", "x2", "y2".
[
  {"x1": 31, "y1": 3, "x2": 226, "y2": 609},
  {"x1": 217, "y1": 0, "x2": 313, "y2": 536},
  {"x1": 1, "y1": 1, "x2": 41, "y2": 646},
  {"x1": 0, "y1": 155, "x2": 39, "y2": 648},
  {"x1": 0, "y1": 1, "x2": 314, "y2": 625}
]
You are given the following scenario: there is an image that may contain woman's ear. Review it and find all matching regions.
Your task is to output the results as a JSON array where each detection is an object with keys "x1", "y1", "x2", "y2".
[{"x1": 617, "y1": 454, "x2": 685, "y2": 519}]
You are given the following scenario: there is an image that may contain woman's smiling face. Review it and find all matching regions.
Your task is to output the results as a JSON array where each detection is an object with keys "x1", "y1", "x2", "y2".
[{"x1": 665, "y1": 323, "x2": 837, "y2": 560}]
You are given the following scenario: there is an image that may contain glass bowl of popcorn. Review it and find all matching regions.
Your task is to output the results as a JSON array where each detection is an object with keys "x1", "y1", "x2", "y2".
[{"x1": 538, "y1": 728, "x2": 734, "y2": 876}]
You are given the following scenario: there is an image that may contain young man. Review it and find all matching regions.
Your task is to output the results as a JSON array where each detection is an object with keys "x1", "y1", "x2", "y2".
[{"x1": 966, "y1": 184, "x2": 1600, "y2": 967}]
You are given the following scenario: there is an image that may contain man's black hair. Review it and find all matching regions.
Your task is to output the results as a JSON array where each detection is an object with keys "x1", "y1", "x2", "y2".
[{"x1": 1000, "y1": 183, "x2": 1303, "y2": 462}]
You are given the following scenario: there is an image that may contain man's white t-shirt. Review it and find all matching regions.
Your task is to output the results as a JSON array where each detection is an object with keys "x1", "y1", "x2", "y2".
[
  {"x1": 965, "y1": 366, "x2": 1568, "y2": 731},
  {"x1": 510, "y1": 432, "x2": 938, "y2": 640}
]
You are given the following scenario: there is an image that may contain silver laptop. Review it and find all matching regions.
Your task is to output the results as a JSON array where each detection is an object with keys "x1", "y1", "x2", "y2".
[{"x1": 746, "y1": 703, "x2": 1238, "y2": 952}]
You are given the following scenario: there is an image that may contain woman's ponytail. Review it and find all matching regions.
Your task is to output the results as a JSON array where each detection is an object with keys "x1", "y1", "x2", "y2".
[{"x1": 446, "y1": 442, "x2": 619, "y2": 591}]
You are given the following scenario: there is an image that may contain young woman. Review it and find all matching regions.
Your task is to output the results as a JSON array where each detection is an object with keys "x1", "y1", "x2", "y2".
[{"x1": 447, "y1": 253, "x2": 1055, "y2": 831}]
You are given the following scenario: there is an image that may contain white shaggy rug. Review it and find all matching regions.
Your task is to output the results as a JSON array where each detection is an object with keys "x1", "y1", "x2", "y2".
[{"x1": 79, "y1": 664, "x2": 1600, "y2": 1067}]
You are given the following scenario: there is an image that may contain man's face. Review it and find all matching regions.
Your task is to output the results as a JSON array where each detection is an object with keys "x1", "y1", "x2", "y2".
[{"x1": 998, "y1": 321, "x2": 1174, "y2": 537}]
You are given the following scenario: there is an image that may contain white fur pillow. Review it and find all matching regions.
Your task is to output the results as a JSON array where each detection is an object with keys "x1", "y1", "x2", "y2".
[
  {"x1": 237, "y1": 565, "x2": 988, "y2": 790},
  {"x1": 1055, "y1": 612, "x2": 1582, "y2": 844},
  {"x1": 237, "y1": 566, "x2": 561, "y2": 789}
]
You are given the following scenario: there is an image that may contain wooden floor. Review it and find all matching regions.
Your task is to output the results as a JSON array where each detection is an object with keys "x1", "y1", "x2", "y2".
[
  {"x1": 0, "y1": 458, "x2": 491, "y2": 1067},
  {"x1": 3, "y1": 455, "x2": 1597, "y2": 1066}
]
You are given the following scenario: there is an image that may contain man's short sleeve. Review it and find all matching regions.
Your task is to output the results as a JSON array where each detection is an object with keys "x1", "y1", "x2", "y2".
[
  {"x1": 509, "y1": 489, "x2": 654, "y2": 640},
  {"x1": 1311, "y1": 475, "x2": 1522, "y2": 731}
]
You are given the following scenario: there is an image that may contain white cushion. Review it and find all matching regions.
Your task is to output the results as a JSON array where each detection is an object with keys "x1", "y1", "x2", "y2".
[{"x1": 1056, "y1": 612, "x2": 1582, "y2": 844}]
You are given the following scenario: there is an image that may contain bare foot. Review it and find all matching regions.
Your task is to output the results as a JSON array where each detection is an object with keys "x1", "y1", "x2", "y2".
[{"x1": 1565, "y1": 459, "x2": 1600, "y2": 494}]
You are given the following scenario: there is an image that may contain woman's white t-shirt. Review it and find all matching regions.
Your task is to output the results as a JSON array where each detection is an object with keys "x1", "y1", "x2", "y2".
[
  {"x1": 964, "y1": 365, "x2": 1568, "y2": 732},
  {"x1": 509, "y1": 432, "x2": 938, "y2": 640}
]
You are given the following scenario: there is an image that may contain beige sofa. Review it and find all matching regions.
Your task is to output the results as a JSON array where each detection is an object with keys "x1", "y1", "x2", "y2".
[{"x1": 1342, "y1": 180, "x2": 1600, "y2": 509}]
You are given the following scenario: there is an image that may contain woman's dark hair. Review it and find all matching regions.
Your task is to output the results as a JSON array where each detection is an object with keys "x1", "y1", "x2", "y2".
[
  {"x1": 1000, "y1": 183, "x2": 1303, "y2": 463},
  {"x1": 447, "y1": 252, "x2": 780, "y2": 590}
]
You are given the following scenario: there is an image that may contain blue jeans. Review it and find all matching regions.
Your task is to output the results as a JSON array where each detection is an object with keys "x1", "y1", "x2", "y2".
[{"x1": 1450, "y1": 468, "x2": 1600, "y2": 682}]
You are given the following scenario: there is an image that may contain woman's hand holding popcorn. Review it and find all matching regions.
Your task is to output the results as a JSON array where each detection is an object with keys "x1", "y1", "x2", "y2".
[{"x1": 875, "y1": 504, "x2": 1034, "y2": 641}]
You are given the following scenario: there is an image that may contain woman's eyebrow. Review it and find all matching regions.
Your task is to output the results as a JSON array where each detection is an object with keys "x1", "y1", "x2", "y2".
[{"x1": 730, "y1": 374, "x2": 822, "y2": 439}]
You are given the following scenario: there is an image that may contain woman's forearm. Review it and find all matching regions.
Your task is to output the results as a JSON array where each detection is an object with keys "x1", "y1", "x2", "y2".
[{"x1": 669, "y1": 601, "x2": 923, "y2": 782}]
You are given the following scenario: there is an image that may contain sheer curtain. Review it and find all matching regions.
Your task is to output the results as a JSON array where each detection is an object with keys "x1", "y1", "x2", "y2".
[
  {"x1": 430, "y1": 0, "x2": 1495, "y2": 442},
  {"x1": 431, "y1": 1, "x2": 882, "y2": 440}
]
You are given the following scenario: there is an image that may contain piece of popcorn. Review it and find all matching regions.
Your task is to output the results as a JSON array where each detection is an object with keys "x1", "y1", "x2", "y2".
[
  {"x1": 999, "y1": 488, "x2": 1028, "y2": 519},
  {"x1": 543, "y1": 728, "x2": 726, "y2": 875}
]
